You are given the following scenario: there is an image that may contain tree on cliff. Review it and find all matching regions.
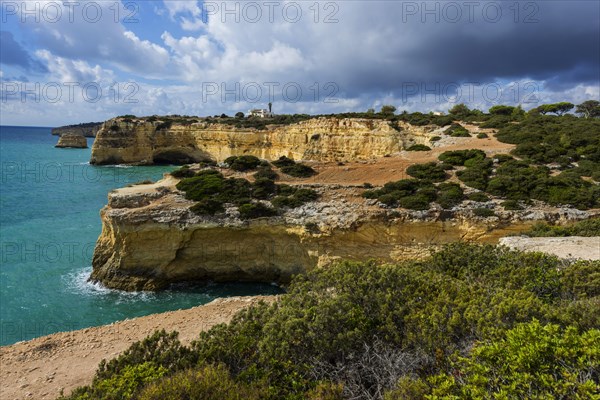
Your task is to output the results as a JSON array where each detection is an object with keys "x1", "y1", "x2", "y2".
[
  {"x1": 576, "y1": 100, "x2": 600, "y2": 118},
  {"x1": 448, "y1": 103, "x2": 471, "y2": 117},
  {"x1": 380, "y1": 105, "x2": 396, "y2": 116}
]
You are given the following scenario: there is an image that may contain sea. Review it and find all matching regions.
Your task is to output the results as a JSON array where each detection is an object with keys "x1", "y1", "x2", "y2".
[{"x1": 0, "y1": 126, "x2": 281, "y2": 346}]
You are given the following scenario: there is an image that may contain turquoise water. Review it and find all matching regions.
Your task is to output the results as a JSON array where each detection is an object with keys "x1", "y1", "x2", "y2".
[{"x1": 0, "y1": 126, "x2": 281, "y2": 346}]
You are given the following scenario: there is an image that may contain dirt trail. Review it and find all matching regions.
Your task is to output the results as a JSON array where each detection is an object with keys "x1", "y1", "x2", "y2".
[
  {"x1": 298, "y1": 134, "x2": 515, "y2": 186},
  {"x1": 0, "y1": 296, "x2": 276, "y2": 400}
]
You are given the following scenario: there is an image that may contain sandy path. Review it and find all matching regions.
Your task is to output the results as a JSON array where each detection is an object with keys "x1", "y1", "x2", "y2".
[
  {"x1": 0, "y1": 296, "x2": 276, "y2": 400},
  {"x1": 499, "y1": 236, "x2": 600, "y2": 260},
  {"x1": 298, "y1": 134, "x2": 515, "y2": 186}
]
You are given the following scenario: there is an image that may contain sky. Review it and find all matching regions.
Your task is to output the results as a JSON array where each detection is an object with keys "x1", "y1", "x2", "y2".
[{"x1": 0, "y1": 0, "x2": 599, "y2": 126}]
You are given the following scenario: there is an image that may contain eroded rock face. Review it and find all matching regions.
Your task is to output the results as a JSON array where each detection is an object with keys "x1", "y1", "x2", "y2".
[
  {"x1": 89, "y1": 176, "x2": 593, "y2": 291},
  {"x1": 90, "y1": 117, "x2": 435, "y2": 165},
  {"x1": 55, "y1": 134, "x2": 88, "y2": 148}
]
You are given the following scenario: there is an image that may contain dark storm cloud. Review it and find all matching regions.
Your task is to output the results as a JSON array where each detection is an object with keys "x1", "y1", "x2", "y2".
[
  {"x1": 0, "y1": 31, "x2": 47, "y2": 73},
  {"x1": 325, "y1": 1, "x2": 599, "y2": 97}
]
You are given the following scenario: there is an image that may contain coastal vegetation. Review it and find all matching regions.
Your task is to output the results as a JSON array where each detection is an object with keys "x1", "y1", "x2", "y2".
[
  {"x1": 173, "y1": 158, "x2": 319, "y2": 218},
  {"x1": 60, "y1": 243, "x2": 600, "y2": 400},
  {"x1": 362, "y1": 111, "x2": 600, "y2": 211},
  {"x1": 521, "y1": 218, "x2": 600, "y2": 237}
]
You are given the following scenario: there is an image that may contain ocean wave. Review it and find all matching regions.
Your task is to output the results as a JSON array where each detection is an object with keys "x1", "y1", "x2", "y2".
[{"x1": 64, "y1": 267, "x2": 159, "y2": 303}]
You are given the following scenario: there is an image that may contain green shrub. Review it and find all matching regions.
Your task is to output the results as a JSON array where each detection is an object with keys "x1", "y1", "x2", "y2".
[
  {"x1": 253, "y1": 167, "x2": 278, "y2": 181},
  {"x1": 429, "y1": 136, "x2": 442, "y2": 142},
  {"x1": 271, "y1": 187, "x2": 319, "y2": 209},
  {"x1": 271, "y1": 156, "x2": 297, "y2": 168},
  {"x1": 251, "y1": 178, "x2": 277, "y2": 200},
  {"x1": 224, "y1": 155, "x2": 262, "y2": 171},
  {"x1": 467, "y1": 192, "x2": 490, "y2": 202},
  {"x1": 406, "y1": 162, "x2": 448, "y2": 182},
  {"x1": 479, "y1": 115, "x2": 511, "y2": 129},
  {"x1": 523, "y1": 219, "x2": 600, "y2": 237},
  {"x1": 456, "y1": 162, "x2": 491, "y2": 190},
  {"x1": 426, "y1": 321, "x2": 600, "y2": 399},
  {"x1": 446, "y1": 123, "x2": 471, "y2": 137},
  {"x1": 438, "y1": 149, "x2": 486, "y2": 166},
  {"x1": 190, "y1": 199, "x2": 225, "y2": 215},
  {"x1": 170, "y1": 165, "x2": 196, "y2": 178},
  {"x1": 473, "y1": 207, "x2": 496, "y2": 217},
  {"x1": 406, "y1": 144, "x2": 431, "y2": 151},
  {"x1": 437, "y1": 182, "x2": 464, "y2": 209},
  {"x1": 271, "y1": 156, "x2": 317, "y2": 177},
  {"x1": 176, "y1": 170, "x2": 225, "y2": 201},
  {"x1": 476, "y1": 132, "x2": 488, "y2": 139},
  {"x1": 501, "y1": 199, "x2": 523, "y2": 210},
  {"x1": 238, "y1": 203, "x2": 278, "y2": 219},
  {"x1": 493, "y1": 153, "x2": 514, "y2": 163},
  {"x1": 398, "y1": 193, "x2": 432, "y2": 210},
  {"x1": 66, "y1": 363, "x2": 168, "y2": 400},
  {"x1": 138, "y1": 364, "x2": 267, "y2": 400},
  {"x1": 280, "y1": 163, "x2": 317, "y2": 178},
  {"x1": 69, "y1": 244, "x2": 600, "y2": 399}
]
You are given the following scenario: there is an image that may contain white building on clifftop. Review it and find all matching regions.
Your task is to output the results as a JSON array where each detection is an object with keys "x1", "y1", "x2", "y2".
[{"x1": 247, "y1": 109, "x2": 273, "y2": 118}]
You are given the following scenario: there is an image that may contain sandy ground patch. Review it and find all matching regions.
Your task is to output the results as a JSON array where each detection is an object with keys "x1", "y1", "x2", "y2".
[
  {"x1": 499, "y1": 236, "x2": 600, "y2": 260},
  {"x1": 0, "y1": 296, "x2": 276, "y2": 400}
]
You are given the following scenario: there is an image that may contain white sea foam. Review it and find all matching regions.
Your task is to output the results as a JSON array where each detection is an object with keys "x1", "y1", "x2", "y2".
[{"x1": 65, "y1": 267, "x2": 158, "y2": 302}]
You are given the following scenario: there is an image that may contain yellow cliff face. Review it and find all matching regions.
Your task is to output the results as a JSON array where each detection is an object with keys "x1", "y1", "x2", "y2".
[
  {"x1": 90, "y1": 117, "x2": 435, "y2": 165},
  {"x1": 89, "y1": 178, "x2": 552, "y2": 291}
]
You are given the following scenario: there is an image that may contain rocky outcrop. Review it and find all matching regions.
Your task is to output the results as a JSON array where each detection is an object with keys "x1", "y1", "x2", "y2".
[
  {"x1": 89, "y1": 176, "x2": 595, "y2": 291},
  {"x1": 52, "y1": 122, "x2": 102, "y2": 138},
  {"x1": 55, "y1": 134, "x2": 88, "y2": 148},
  {"x1": 90, "y1": 117, "x2": 438, "y2": 165}
]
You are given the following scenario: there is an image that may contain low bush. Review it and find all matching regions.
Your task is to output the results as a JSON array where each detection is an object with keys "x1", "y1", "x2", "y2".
[
  {"x1": 253, "y1": 167, "x2": 278, "y2": 181},
  {"x1": 479, "y1": 115, "x2": 511, "y2": 129},
  {"x1": 467, "y1": 192, "x2": 490, "y2": 202},
  {"x1": 238, "y1": 203, "x2": 278, "y2": 219},
  {"x1": 271, "y1": 156, "x2": 296, "y2": 168},
  {"x1": 523, "y1": 219, "x2": 600, "y2": 237},
  {"x1": 476, "y1": 132, "x2": 488, "y2": 139},
  {"x1": 138, "y1": 364, "x2": 268, "y2": 400},
  {"x1": 438, "y1": 149, "x2": 486, "y2": 166},
  {"x1": 445, "y1": 123, "x2": 471, "y2": 137},
  {"x1": 430, "y1": 136, "x2": 442, "y2": 142},
  {"x1": 406, "y1": 162, "x2": 448, "y2": 182},
  {"x1": 422, "y1": 321, "x2": 600, "y2": 399},
  {"x1": 190, "y1": 199, "x2": 225, "y2": 215},
  {"x1": 437, "y1": 182, "x2": 464, "y2": 209},
  {"x1": 170, "y1": 165, "x2": 196, "y2": 178},
  {"x1": 473, "y1": 207, "x2": 496, "y2": 217},
  {"x1": 224, "y1": 155, "x2": 262, "y2": 172},
  {"x1": 272, "y1": 156, "x2": 317, "y2": 177},
  {"x1": 62, "y1": 244, "x2": 600, "y2": 400},
  {"x1": 271, "y1": 187, "x2": 319, "y2": 209},
  {"x1": 501, "y1": 200, "x2": 523, "y2": 210},
  {"x1": 176, "y1": 168, "x2": 317, "y2": 217},
  {"x1": 251, "y1": 178, "x2": 277, "y2": 200},
  {"x1": 280, "y1": 163, "x2": 317, "y2": 178},
  {"x1": 406, "y1": 144, "x2": 431, "y2": 151}
]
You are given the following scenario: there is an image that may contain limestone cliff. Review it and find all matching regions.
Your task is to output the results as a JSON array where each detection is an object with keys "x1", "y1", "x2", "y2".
[
  {"x1": 52, "y1": 122, "x2": 101, "y2": 138},
  {"x1": 90, "y1": 117, "x2": 437, "y2": 165},
  {"x1": 90, "y1": 176, "x2": 593, "y2": 291},
  {"x1": 55, "y1": 134, "x2": 88, "y2": 148}
]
